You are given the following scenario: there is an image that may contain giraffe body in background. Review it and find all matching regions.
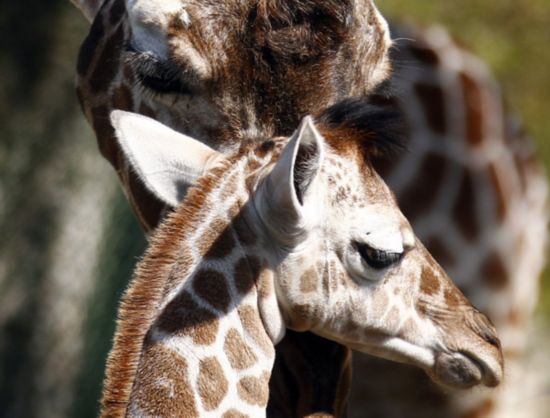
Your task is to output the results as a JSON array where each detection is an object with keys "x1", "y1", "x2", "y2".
[
  {"x1": 349, "y1": 24, "x2": 548, "y2": 418},
  {"x1": 103, "y1": 106, "x2": 502, "y2": 417},
  {"x1": 70, "y1": 0, "x2": 548, "y2": 417}
]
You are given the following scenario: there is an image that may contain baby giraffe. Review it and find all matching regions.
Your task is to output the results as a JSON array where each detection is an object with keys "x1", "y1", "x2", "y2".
[{"x1": 103, "y1": 100, "x2": 503, "y2": 417}]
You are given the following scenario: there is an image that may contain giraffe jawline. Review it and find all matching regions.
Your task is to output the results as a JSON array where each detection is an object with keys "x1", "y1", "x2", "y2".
[{"x1": 336, "y1": 334, "x2": 500, "y2": 389}]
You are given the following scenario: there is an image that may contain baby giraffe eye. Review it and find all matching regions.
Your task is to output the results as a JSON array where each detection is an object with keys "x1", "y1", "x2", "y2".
[{"x1": 355, "y1": 242, "x2": 404, "y2": 269}]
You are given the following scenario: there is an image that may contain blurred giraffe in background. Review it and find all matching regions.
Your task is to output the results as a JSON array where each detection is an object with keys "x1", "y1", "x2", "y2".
[{"x1": 70, "y1": 0, "x2": 548, "y2": 417}]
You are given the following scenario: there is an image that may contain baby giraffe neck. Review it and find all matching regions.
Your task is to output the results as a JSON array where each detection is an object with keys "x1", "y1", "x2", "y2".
[{"x1": 101, "y1": 164, "x2": 281, "y2": 418}]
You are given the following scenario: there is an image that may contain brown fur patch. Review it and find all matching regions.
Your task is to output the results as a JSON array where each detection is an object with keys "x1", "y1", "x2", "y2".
[
  {"x1": 289, "y1": 304, "x2": 313, "y2": 332},
  {"x1": 193, "y1": 269, "x2": 231, "y2": 312},
  {"x1": 224, "y1": 328, "x2": 258, "y2": 370},
  {"x1": 112, "y1": 84, "x2": 134, "y2": 111},
  {"x1": 196, "y1": 217, "x2": 236, "y2": 260},
  {"x1": 238, "y1": 305, "x2": 274, "y2": 356},
  {"x1": 408, "y1": 45, "x2": 440, "y2": 66},
  {"x1": 234, "y1": 256, "x2": 263, "y2": 295},
  {"x1": 488, "y1": 163, "x2": 508, "y2": 222},
  {"x1": 237, "y1": 372, "x2": 270, "y2": 406},
  {"x1": 76, "y1": 11, "x2": 104, "y2": 76},
  {"x1": 419, "y1": 266, "x2": 440, "y2": 296},
  {"x1": 232, "y1": 211, "x2": 257, "y2": 246},
  {"x1": 258, "y1": 268, "x2": 275, "y2": 299},
  {"x1": 481, "y1": 252, "x2": 508, "y2": 289},
  {"x1": 299, "y1": 267, "x2": 318, "y2": 293},
  {"x1": 90, "y1": 23, "x2": 124, "y2": 93},
  {"x1": 460, "y1": 72, "x2": 484, "y2": 146},
  {"x1": 198, "y1": 357, "x2": 229, "y2": 411},
  {"x1": 130, "y1": 342, "x2": 198, "y2": 417},
  {"x1": 414, "y1": 83, "x2": 446, "y2": 134},
  {"x1": 399, "y1": 154, "x2": 446, "y2": 222},
  {"x1": 444, "y1": 287, "x2": 462, "y2": 308},
  {"x1": 453, "y1": 170, "x2": 479, "y2": 241},
  {"x1": 156, "y1": 291, "x2": 219, "y2": 346},
  {"x1": 223, "y1": 410, "x2": 249, "y2": 418},
  {"x1": 423, "y1": 236, "x2": 455, "y2": 269}
]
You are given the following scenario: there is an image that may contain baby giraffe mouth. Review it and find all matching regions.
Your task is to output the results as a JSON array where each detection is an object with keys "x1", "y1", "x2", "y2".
[{"x1": 433, "y1": 351, "x2": 501, "y2": 389}]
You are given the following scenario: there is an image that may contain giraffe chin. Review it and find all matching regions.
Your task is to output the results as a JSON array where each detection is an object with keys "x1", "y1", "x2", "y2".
[{"x1": 432, "y1": 352, "x2": 500, "y2": 389}]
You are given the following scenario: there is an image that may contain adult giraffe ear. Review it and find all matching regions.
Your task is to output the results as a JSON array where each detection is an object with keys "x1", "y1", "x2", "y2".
[
  {"x1": 110, "y1": 110, "x2": 225, "y2": 208},
  {"x1": 69, "y1": 0, "x2": 104, "y2": 22},
  {"x1": 255, "y1": 116, "x2": 325, "y2": 246}
]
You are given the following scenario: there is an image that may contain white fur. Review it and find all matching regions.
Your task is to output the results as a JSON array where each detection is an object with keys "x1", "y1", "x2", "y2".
[
  {"x1": 254, "y1": 116, "x2": 324, "y2": 247},
  {"x1": 110, "y1": 110, "x2": 224, "y2": 207}
]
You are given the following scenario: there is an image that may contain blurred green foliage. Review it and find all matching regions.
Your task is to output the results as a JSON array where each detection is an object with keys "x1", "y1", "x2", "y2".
[{"x1": 379, "y1": 0, "x2": 550, "y2": 315}]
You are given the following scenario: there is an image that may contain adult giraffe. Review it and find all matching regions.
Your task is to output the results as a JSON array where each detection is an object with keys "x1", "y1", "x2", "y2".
[{"x1": 70, "y1": 0, "x2": 548, "y2": 417}]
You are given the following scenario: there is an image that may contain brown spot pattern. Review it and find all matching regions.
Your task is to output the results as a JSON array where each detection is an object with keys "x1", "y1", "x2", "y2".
[
  {"x1": 289, "y1": 304, "x2": 313, "y2": 331},
  {"x1": 197, "y1": 217, "x2": 236, "y2": 259},
  {"x1": 232, "y1": 212, "x2": 257, "y2": 246},
  {"x1": 481, "y1": 252, "x2": 508, "y2": 289},
  {"x1": 77, "y1": 18, "x2": 104, "y2": 76},
  {"x1": 234, "y1": 256, "x2": 262, "y2": 295},
  {"x1": 238, "y1": 305, "x2": 273, "y2": 356},
  {"x1": 423, "y1": 237, "x2": 455, "y2": 268},
  {"x1": 90, "y1": 23, "x2": 124, "y2": 93},
  {"x1": 453, "y1": 170, "x2": 480, "y2": 241},
  {"x1": 223, "y1": 410, "x2": 249, "y2": 418},
  {"x1": 399, "y1": 154, "x2": 446, "y2": 222},
  {"x1": 444, "y1": 287, "x2": 462, "y2": 308},
  {"x1": 488, "y1": 163, "x2": 508, "y2": 222},
  {"x1": 299, "y1": 267, "x2": 318, "y2": 293},
  {"x1": 198, "y1": 357, "x2": 228, "y2": 411},
  {"x1": 131, "y1": 342, "x2": 198, "y2": 417},
  {"x1": 112, "y1": 84, "x2": 134, "y2": 111},
  {"x1": 193, "y1": 269, "x2": 231, "y2": 312},
  {"x1": 156, "y1": 291, "x2": 219, "y2": 346},
  {"x1": 408, "y1": 45, "x2": 440, "y2": 66},
  {"x1": 460, "y1": 72, "x2": 484, "y2": 146},
  {"x1": 224, "y1": 328, "x2": 258, "y2": 370},
  {"x1": 415, "y1": 83, "x2": 446, "y2": 134},
  {"x1": 419, "y1": 266, "x2": 440, "y2": 296},
  {"x1": 237, "y1": 372, "x2": 270, "y2": 407}
]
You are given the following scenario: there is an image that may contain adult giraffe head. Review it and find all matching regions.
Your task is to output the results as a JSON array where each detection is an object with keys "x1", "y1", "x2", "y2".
[{"x1": 72, "y1": 0, "x2": 392, "y2": 229}]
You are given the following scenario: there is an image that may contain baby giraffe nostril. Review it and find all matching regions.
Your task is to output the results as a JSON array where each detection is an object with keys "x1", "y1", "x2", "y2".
[
  {"x1": 480, "y1": 328, "x2": 501, "y2": 349},
  {"x1": 467, "y1": 309, "x2": 501, "y2": 348}
]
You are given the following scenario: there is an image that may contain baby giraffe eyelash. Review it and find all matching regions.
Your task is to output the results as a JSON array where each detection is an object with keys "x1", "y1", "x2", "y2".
[{"x1": 355, "y1": 242, "x2": 403, "y2": 269}]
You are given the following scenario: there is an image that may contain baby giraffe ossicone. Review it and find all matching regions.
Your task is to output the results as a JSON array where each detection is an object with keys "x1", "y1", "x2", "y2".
[{"x1": 102, "y1": 101, "x2": 503, "y2": 417}]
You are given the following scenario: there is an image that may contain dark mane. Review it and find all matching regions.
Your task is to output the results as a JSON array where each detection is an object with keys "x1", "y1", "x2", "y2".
[
  {"x1": 249, "y1": 0, "x2": 353, "y2": 63},
  {"x1": 316, "y1": 94, "x2": 407, "y2": 160}
]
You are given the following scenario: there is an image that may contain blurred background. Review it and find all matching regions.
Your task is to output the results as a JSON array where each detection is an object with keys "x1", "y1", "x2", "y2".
[{"x1": 0, "y1": 1, "x2": 547, "y2": 417}]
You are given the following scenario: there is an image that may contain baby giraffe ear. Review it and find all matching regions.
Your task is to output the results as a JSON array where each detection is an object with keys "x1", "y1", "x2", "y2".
[
  {"x1": 69, "y1": 0, "x2": 104, "y2": 22},
  {"x1": 255, "y1": 116, "x2": 325, "y2": 246},
  {"x1": 110, "y1": 110, "x2": 225, "y2": 208}
]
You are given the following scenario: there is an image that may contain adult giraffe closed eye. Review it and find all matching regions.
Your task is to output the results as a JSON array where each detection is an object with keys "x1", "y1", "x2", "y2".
[{"x1": 70, "y1": 0, "x2": 548, "y2": 417}]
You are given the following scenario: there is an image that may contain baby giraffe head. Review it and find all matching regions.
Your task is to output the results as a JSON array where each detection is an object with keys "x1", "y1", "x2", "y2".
[{"x1": 111, "y1": 100, "x2": 503, "y2": 394}]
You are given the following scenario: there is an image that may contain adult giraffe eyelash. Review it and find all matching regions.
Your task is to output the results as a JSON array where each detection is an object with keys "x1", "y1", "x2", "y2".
[{"x1": 124, "y1": 44, "x2": 191, "y2": 96}]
